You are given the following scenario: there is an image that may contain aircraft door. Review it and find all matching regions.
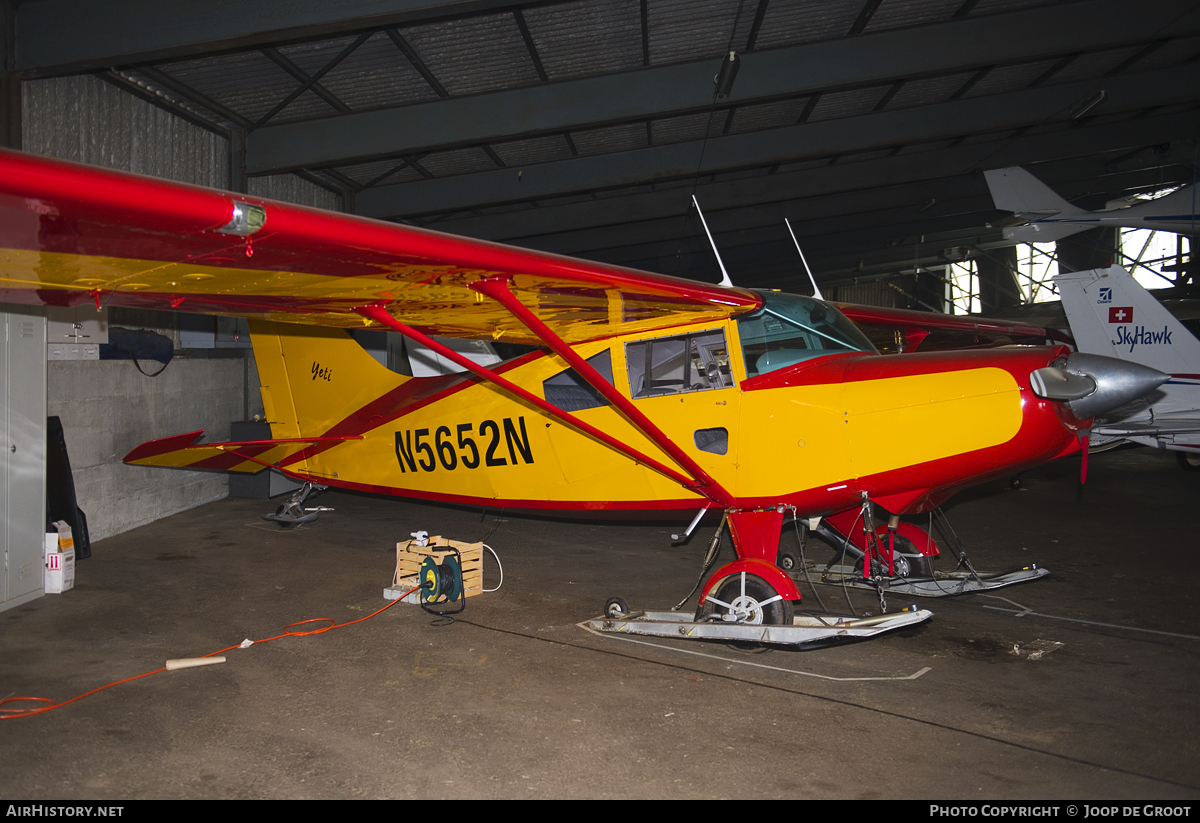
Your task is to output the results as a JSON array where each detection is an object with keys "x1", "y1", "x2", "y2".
[{"x1": 620, "y1": 326, "x2": 741, "y2": 480}]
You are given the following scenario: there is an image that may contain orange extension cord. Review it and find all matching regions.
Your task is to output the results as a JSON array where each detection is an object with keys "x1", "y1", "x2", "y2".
[{"x1": 0, "y1": 584, "x2": 422, "y2": 720}]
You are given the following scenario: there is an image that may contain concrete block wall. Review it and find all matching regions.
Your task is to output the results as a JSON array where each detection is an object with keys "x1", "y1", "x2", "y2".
[{"x1": 47, "y1": 358, "x2": 245, "y2": 542}]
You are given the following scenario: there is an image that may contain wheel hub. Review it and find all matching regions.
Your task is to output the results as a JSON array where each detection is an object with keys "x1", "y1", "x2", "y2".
[{"x1": 723, "y1": 594, "x2": 766, "y2": 624}]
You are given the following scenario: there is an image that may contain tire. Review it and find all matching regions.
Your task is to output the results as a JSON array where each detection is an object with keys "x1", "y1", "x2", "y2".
[
  {"x1": 856, "y1": 534, "x2": 935, "y2": 578},
  {"x1": 1177, "y1": 451, "x2": 1200, "y2": 472},
  {"x1": 695, "y1": 573, "x2": 794, "y2": 626},
  {"x1": 604, "y1": 597, "x2": 630, "y2": 619},
  {"x1": 776, "y1": 548, "x2": 800, "y2": 572}
]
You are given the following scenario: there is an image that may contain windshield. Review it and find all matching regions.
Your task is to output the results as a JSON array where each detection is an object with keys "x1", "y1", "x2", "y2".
[{"x1": 737, "y1": 291, "x2": 876, "y2": 377}]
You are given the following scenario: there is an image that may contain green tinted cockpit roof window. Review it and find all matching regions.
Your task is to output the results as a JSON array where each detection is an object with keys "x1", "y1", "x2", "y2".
[{"x1": 737, "y1": 291, "x2": 875, "y2": 377}]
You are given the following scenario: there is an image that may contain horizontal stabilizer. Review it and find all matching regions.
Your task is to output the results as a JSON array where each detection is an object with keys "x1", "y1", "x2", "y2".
[
  {"x1": 124, "y1": 431, "x2": 361, "y2": 473},
  {"x1": 1002, "y1": 222, "x2": 1092, "y2": 244}
]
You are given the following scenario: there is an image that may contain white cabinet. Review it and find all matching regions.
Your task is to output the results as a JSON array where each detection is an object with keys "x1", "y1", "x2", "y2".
[{"x1": 1, "y1": 305, "x2": 47, "y2": 611}]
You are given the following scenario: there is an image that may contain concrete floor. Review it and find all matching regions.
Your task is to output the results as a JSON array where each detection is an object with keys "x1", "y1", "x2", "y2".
[{"x1": 3, "y1": 447, "x2": 1199, "y2": 800}]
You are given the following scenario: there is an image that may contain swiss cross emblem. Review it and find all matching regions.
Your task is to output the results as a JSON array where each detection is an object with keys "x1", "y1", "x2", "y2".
[{"x1": 1109, "y1": 306, "x2": 1133, "y2": 323}]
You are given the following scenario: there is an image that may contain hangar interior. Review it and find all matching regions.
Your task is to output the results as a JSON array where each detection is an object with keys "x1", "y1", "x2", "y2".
[
  {"x1": 2, "y1": 0, "x2": 1197, "y2": 556},
  {"x1": 1, "y1": 0, "x2": 1199, "y2": 800}
]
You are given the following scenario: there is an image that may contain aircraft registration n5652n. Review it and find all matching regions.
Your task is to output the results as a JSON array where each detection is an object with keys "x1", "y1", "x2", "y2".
[{"x1": 0, "y1": 148, "x2": 1167, "y2": 629}]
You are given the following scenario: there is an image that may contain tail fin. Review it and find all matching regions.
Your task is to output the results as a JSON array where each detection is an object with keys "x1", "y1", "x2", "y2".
[
  {"x1": 984, "y1": 167, "x2": 1091, "y2": 243},
  {"x1": 249, "y1": 320, "x2": 410, "y2": 440},
  {"x1": 984, "y1": 167, "x2": 1083, "y2": 218},
  {"x1": 1054, "y1": 265, "x2": 1200, "y2": 375}
]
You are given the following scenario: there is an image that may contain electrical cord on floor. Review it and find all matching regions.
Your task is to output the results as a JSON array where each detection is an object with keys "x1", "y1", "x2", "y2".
[
  {"x1": 481, "y1": 544, "x2": 503, "y2": 593},
  {"x1": 0, "y1": 583, "x2": 423, "y2": 720}
]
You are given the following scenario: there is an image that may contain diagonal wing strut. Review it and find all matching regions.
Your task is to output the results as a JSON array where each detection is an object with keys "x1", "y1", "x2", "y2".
[
  {"x1": 468, "y1": 275, "x2": 736, "y2": 507},
  {"x1": 353, "y1": 303, "x2": 722, "y2": 502}
]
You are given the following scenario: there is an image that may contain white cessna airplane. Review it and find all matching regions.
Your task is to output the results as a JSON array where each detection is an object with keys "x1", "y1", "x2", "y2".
[
  {"x1": 984, "y1": 166, "x2": 1199, "y2": 244},
  {"x1": 1055, "y1": 265, "x2": 1200, "y2": 469}
]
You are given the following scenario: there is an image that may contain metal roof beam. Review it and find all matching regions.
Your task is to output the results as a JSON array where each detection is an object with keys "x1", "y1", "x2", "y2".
[
  {"x1": 498, "y1": 165, "x2": 1190, "y2": 262},
  {"x1": 13, "y1": 0, "x2": 530, "y2": 75},
  {"x1": 427, "y1": 113, "x2": 1199, "y2": 245},
  {"x1": 352, "y1": 69, "x2": 1200, "y2": 218},
  {"x1": 243, "y1": 0, "x2": 1200, "y2": 173},
  {"x1": 515, "y1": 164, "x2": 1190, "y2": 275}
]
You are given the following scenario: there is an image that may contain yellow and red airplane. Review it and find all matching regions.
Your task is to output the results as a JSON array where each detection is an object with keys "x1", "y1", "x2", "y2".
[{"x1": 0, "y1": 149, "x2": 1165, "y2": 626}]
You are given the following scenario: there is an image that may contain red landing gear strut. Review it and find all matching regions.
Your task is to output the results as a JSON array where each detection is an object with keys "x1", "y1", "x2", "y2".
[{"x1": 695, "y1": 508, "x2": 802, "y2": 626}]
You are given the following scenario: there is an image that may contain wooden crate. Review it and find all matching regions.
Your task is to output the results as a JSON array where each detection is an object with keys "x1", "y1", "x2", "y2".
[{"x1": 393, "y1": 535, "x2": 484, "y2": 602}]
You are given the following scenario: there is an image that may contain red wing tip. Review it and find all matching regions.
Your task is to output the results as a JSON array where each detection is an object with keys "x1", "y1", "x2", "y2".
[{"x1": 123, "y1": 430, "x2": 207, "y2": 463}]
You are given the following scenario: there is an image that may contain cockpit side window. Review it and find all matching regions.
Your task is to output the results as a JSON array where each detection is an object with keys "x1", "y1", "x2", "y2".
[
  {"x1": 737, "y1": 292, "x2": 875, "y2": 378},
  {"x1": 543, "y1": 349, "x2": 615, "y2": 412},
  {"x1": 625, "y1": 329, "x2": 734, "y2": 399}
]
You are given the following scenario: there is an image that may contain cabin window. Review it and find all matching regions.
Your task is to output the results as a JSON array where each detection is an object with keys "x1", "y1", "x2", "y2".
[
  {"x1": 625, "y1": 329, "x2": 734, "y2": 399},
  {"x1": 542, "y1": 349, "x2": 614, "y2": 412},
  {"x1": 694, "y1": 427, "x2": 729, "y2": 455},
  {"x1": 737, "y1": 291, "x2": 876, "y2": 377}
]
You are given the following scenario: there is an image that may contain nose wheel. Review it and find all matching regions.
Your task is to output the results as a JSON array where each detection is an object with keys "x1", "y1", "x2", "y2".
[{"x1": 695, "y1": 573, "x2": 794, "y2": 626}]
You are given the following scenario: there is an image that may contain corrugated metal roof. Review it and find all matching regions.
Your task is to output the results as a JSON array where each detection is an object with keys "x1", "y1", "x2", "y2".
[
  {"x1": 523, "y1": 0, "x2": 644, "y2": 80},
  {"x1": 571, "y1": 121, "x2": 650, "y2": 155},
  {"x1": 648, "y1": 0, "x2": 747, "y2": 65},
  {"x1": 866, "y1": 0, "x2": 969, "y2": 33},
  {"x1": 401, "y1": 13, "x2": 541, "y2": 96},
  {"x1": 807, "y1": 86, "x2": 890, "y2": 121},
  {"x1": 728, "y1": 98, "x2": 807, "y2": 132},
  {"x1": 316, "y1": 32, "x2": 440, "y2": 111},
  {"x1": 887, "y1": 73, "x2": 978, "y2": 109},
  {"x1": 491, "y1": 134, "x2": 576, "y2": 166},
  {"x1": 651, "y1": 111, "x2": 723, "y2": 144},
  {"x1": 752, "y1": 0, "x2": 864, "y2": 49}
]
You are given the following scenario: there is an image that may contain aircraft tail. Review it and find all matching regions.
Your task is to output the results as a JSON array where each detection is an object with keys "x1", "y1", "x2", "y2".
[
  {"x1": 1054, "y1": 265, "x2": 1200, "y2": 375},
  {"x1": 249, "y1": 320, "x2": 410, "y2": 440},
  {"x1": 984, "y1": 167, "x2": 1091, "y2": 243}
]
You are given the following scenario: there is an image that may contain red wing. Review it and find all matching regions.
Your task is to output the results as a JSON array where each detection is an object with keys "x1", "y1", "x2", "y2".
[
  {"x1": 0, "y1": 149, "x2": 760, "y2": 345},
  {"x1": 837, "y1": 303, "x2": 1067, "y2": 353}
]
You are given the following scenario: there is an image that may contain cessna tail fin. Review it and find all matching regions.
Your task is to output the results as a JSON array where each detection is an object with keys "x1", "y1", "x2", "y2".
[
  {"x1": 1054, "y1": 265, "x2": 1200, "y2": 376},
  {"x1": 984, "y1": 167, "x2": 1091, "y2": 243}
]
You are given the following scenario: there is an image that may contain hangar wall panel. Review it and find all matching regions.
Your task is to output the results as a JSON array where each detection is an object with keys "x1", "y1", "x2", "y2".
[
  {"x1": 23, "y1": 74, "x2": 241, "y2": 541},
  {"x1": 248, "y1": 174, "x2": 342, "y2": 212},
  {"x1": 22, "y1": 74, "x2": 228, "y2": 185}
]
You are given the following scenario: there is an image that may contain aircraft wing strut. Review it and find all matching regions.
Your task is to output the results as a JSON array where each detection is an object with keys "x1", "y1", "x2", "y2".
[
  {"x1": 354, "y1": 302, "x2": 720, "y2": 502},
  {"x1": 470, "y1": 275, "x2": 736, "y2": 507}
]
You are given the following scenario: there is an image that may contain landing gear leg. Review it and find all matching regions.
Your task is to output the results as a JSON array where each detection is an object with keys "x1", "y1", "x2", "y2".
[
  {"x1": 695, "y1": 509, "x2": 800, "y2": 631},
  {"x1": 262, "y1": 481, "x2": 328, "y2": 527}
]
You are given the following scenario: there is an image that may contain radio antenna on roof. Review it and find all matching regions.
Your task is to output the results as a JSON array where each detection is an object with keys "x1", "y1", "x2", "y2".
[
  {"x1": 785, "y1": 217, "x2": 824, "y2": 301},
  {"x1": 692, "y1": 195, "x2": 733, "y2": 288}
]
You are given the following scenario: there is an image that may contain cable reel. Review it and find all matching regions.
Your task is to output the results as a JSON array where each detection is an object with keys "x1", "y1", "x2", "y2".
[{"x1": 419, "y1": 550, "x2": 465, "y2": 615}]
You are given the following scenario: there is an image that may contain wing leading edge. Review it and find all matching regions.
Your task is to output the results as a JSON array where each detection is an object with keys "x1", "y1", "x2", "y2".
[{"x1": 0, "y1": 149, "x2": 760, "y2": 344}]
